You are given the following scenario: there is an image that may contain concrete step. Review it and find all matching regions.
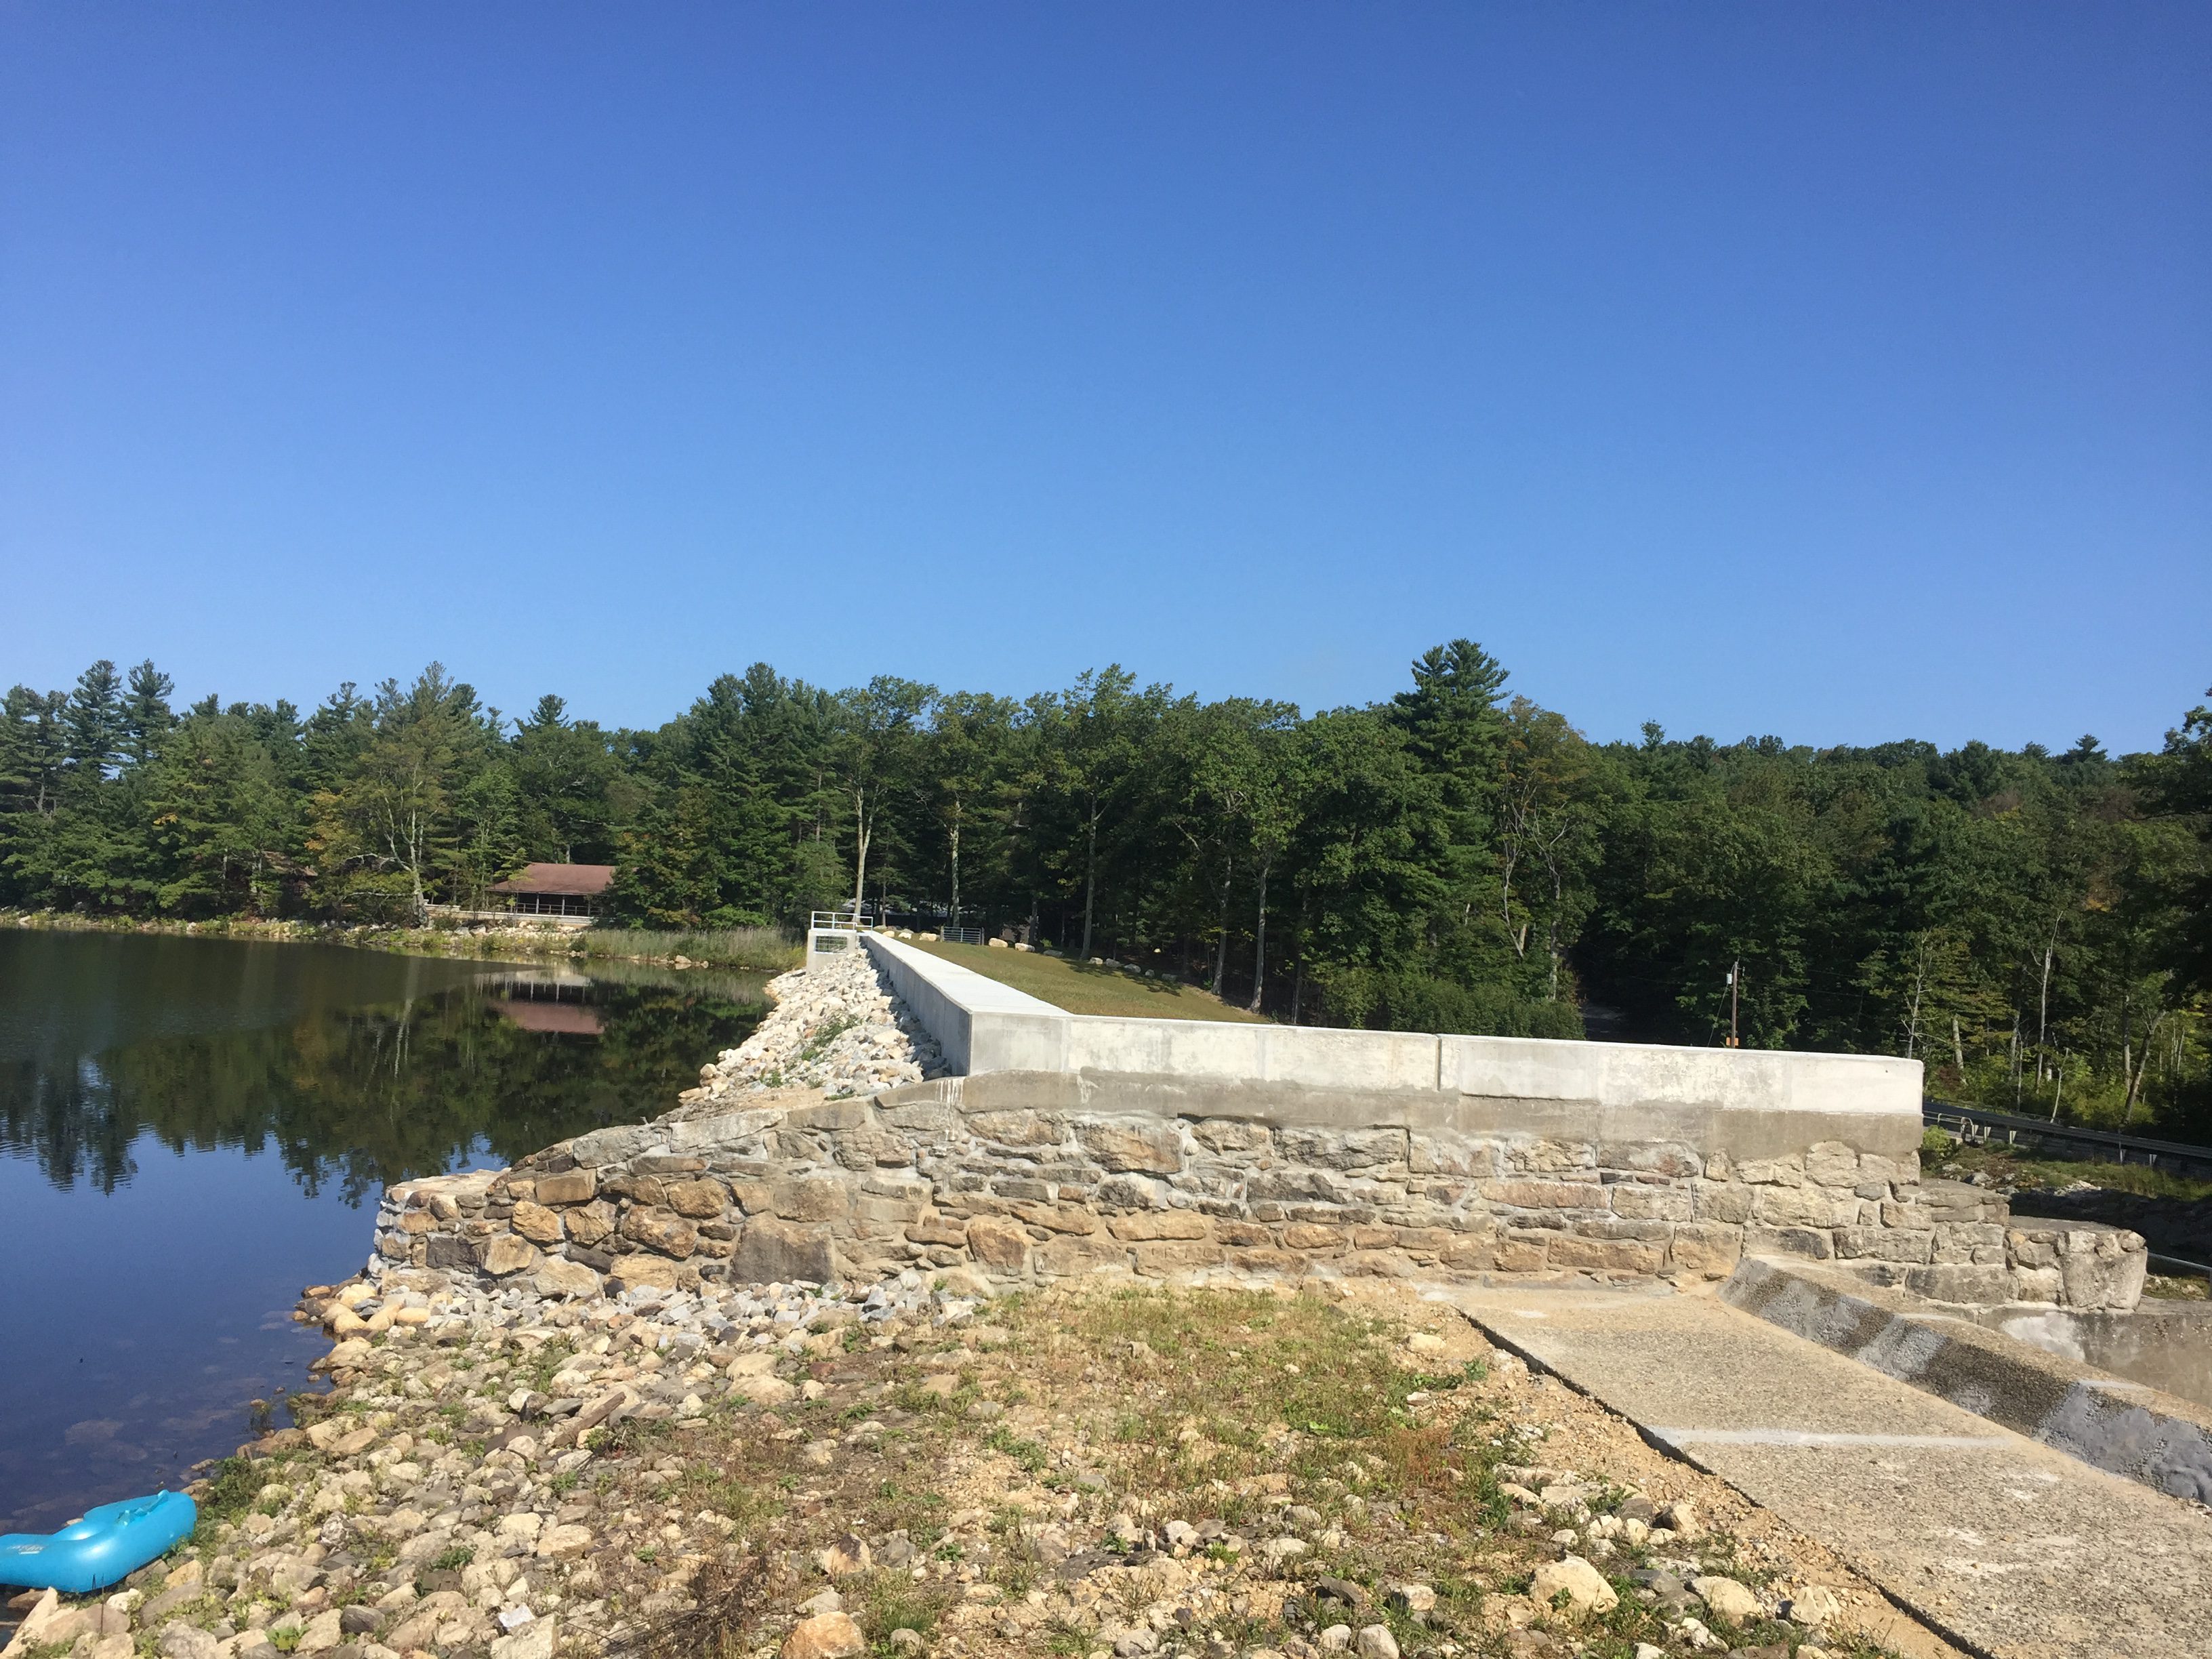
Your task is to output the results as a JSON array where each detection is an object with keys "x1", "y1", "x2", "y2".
[
  {"x1": 1721, "y1": 1254, "x2": 2212, "y2": 1502},
  {"x1": 1449, "y1": 1279, "x2": 2212, "y2": 1659}
]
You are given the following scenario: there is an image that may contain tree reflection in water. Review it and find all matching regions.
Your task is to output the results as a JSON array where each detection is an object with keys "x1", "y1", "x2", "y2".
[
  {"x1": 0, "y1": 930, "x2": 771, "y2": 1540},
  {"x1": 0, "y1": 933, "x2": 769, "y2": 1203}
]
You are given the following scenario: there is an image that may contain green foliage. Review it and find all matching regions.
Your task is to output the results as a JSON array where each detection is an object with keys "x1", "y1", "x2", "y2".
[
  {"x1": 310, "y1": 665, "x2": 507, "y2": 922},
  {"x1": 853, "y1": 1576, "x2": 948, "y2": 1650},
  {"x1": 1940, "y1": 1140, "x2": 2212, "y2": 1203},
  {"x1": 1405, "y1": 1358, "x2": 1490, "y2": 1393},
  {"x1": 196, "y1": 1454, "x2": 274, "y2": 1528},
  {"x1": 983, "y1": 1425, "x2": 1051, "y2": 1472},
  {"x1": 3, "y1": 649, "x2": 2206, "y2": 1137}
]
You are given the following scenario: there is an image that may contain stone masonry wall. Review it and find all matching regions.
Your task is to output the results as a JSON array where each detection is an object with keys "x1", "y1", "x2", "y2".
[{"x1": 373, "y1": 1072, "x2": 2146, "y2": 1313}]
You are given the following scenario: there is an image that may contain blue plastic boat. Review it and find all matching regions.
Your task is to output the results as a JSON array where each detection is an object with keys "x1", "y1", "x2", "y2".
[{"x1": 0, "y1": 1490, "x2": 197, "y2": 1594}]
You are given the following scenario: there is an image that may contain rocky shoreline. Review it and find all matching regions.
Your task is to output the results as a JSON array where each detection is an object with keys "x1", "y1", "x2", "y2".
[{"x1": 0, "y1": 910, "x2": 799, "y2": 977}]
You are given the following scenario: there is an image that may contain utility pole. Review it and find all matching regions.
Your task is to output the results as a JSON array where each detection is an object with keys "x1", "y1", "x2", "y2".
[{"x1": 1726, "y1": 959, "x2": 1741, "y2": 1048}]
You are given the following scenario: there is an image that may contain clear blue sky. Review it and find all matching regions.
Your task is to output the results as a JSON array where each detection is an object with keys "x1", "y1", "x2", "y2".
[{"x1": 3, "y1": 5, "x2": 2205, "y2": 752}]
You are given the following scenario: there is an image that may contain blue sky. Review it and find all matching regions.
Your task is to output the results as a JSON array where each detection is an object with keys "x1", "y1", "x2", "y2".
[{"x1": 3, "y1": 5, "x2": 2205, "y2": 751}]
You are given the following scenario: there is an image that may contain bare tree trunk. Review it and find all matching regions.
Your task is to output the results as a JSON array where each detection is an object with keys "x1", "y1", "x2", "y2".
[
  {"x1": 2119, "y1": 989, "x2": 2133, "y2": 1118},
  {"x1": 408, "y1": 806, "x2": 428, "y2": 924},
  {"x1": 1247, "y1": 859, "x2": 1271, "y2": 1014},
  {"x1": 1952, "y1": 1015, "x2": 1965, "y2": 1075},
  {"x1": 1500, "y1": 834, "x2": 1521, "y2": 957},
  {"x1": 850, "y1": 788, "x2": 872, "y2": 920},
  {"x1": 1212, "y1": 856, "x2": 1234, "y2": 991},
  {"x1": 948, "y1": 798, "x2": 962, "y2": 925},
  {"x1": 2123, "y1": 1010, "x2": 2168, "y2": 1126},
  {"x1": 1079, "y1": 806, "x2": 1098, "y2": 959},
  {"x1": 2035, "y1": 926, "x2": 2057, "y2": 1083},
  {"x1": 1548, "y1": 857, "x2": 1566, "y2": 1000},
  {"x1": 1904, "y1": 941, "x2": 1928, "y2": 1059}
]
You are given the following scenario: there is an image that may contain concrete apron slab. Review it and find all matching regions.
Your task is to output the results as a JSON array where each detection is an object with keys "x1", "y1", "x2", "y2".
[
  {"x1": 1720, "y1": 1255, "x2": 2212, "y2": 1502},
  {"x1": 1448, "y1": 1282, "x2": 2212, "y2": 1659}
]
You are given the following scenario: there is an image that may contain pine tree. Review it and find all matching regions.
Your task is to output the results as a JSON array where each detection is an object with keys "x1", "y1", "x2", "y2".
[
  {"x1": 121, "y1": 660, "x2": 176, "y2": 767},
  {"x1": 62, "y1": 659, "x2": 126, "y2": 782}
]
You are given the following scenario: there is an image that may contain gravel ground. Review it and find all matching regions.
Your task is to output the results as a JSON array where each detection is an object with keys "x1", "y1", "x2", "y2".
[
  {"x1": 674, "y1": 954, "x2": 947, "y2": 1115},
  {"x1": 4, "y1": 1276, "x2": 1965, "y2": 1659}
]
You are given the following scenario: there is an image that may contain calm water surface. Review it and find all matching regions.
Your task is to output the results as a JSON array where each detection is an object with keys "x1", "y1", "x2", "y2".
[{"x1": 0, "y1": 929, "x2": 767, "y2": 1534}]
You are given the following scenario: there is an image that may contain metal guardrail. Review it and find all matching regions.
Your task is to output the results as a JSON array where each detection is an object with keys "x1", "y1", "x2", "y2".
[
  {"x1": 2147, "y1": 1252, "x2": 2212, "y2": 1290},
  {"x1": 1923, "y1": 1100, "x2": 2212, "y2": 1181},
  {"x1": 809, "y1": 909, "x2": 876, "y2": 933}
]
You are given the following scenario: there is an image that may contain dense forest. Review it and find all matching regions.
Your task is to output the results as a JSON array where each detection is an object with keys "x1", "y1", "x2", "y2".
[{"x1": 3, "y1": 646, "x2": 2207, "y2": 1136}]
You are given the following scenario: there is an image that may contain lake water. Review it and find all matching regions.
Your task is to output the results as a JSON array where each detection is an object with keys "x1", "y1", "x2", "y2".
[{"x1": 0, "y1": 929, "x2": 767, "y2": 1536}]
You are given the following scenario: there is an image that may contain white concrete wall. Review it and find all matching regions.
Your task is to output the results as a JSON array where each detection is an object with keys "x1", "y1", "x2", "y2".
[
  {"x1": 861, "y1": 931, "x2": 1921, "y2": 1124},
  {"x1": 1444, "y1": 1033, "x2": 1919, "y2": 1118},
  {"x1": 864, "y1": 932, "x2": 1063, "y2": 1075}
]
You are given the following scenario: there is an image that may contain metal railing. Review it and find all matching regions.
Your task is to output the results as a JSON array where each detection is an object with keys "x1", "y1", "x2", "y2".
[
  {"x1": 810, "y1": 908, "x2": 878, "y2": 933},
  {"x1": 1923, "y1": 1100, "x2": 2212, "y2": 1181},
  {"x1": 937, "y1": 925, "x2": 987, "y2": 945}
]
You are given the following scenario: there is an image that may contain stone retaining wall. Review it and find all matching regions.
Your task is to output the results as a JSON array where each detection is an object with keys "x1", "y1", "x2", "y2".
[{"x1": 373, "y1": 1069, "x2": 2145, "y2": 1311}]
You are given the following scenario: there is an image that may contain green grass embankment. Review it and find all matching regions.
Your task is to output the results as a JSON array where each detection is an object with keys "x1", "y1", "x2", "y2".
[{"x1": 907, "y1": 939, "x2": 1269, "y2": 1023}]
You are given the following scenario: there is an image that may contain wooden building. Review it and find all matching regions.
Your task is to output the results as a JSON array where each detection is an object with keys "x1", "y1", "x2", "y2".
[{"x1": 487, "y1": 862, "x2": 615, "y2": 918}]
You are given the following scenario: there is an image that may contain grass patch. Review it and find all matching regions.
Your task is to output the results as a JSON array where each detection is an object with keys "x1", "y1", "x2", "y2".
[
  {"x1": 615, "y1": 1281, "x2": 1906, "y2": 1659},
  {"x1": 852, "y1": 1574, "x2": 951, "y2": 1648},
  {"x1": 2145, "y1": 1273, "x2": 2210, "y2": 1300},
  {"x1": 795, "y1": 1014, "x2": 859, "y2": 1063},
  {"x1": 517, "y1": 1337, "x2": 578, "y2": 1393},
  {"x1": 1940, "y1": 1142, "x2": 2212, "y2": 1203},
  {"x1": 668, "y1": 1460, "x2": 784, "y2": 1530},
  {"x1": 1405, "y1": 1358, "x2": 1490, "y2": 1393},
  {"x1": 593, "y1": 1415, "x2": 676, "y2": 1457},
  {"x1": 196, "y1": 1455, "x2": 284, "y2": 1529},
  {"x1": 983, "y1": 1425, "x2": 1051, "y2": 1473},
  {"x1": 906, "y1": 939, "x2": 1269, "y2": 1023},
  {"x1": 1044, "y1": 1288, "x2": 1510, "y2": 1540}
]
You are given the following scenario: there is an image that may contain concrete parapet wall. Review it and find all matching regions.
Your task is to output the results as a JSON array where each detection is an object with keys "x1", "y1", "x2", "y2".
[
  {"x1": 863, "y1": 933, "x2": 1065, "y2": 1073},
  {"x1": 862, "y1": 930, "x2": 1924, "y2": 1155}
]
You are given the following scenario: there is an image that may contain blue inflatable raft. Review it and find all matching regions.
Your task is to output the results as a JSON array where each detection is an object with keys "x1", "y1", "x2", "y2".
[{"x1": 0, "y1": 1490, "x2": 197, "y2": 1594}]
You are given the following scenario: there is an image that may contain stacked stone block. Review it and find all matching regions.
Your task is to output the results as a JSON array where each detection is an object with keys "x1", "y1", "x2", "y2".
[{"x1": 373, "y1": 1073, "x2": 2144, "y2": 1313}]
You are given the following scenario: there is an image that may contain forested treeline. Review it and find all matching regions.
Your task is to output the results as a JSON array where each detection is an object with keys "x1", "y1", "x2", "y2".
[{"x1": 3, "y1": 647, "x2": 2207, "y2": 1134}]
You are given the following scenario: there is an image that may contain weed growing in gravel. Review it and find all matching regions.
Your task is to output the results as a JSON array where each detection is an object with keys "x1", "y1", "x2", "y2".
[
  {"x1": 983, "y1": 1425, "x2": 1050, "y2": 1472},
  {"x1": 794, "y1": 1015, "x2": 859, "y2": 1064},
  {"x1": 854, "y1": 1574, "x2": 949, "y2": 1642},
  {"x1": 609, "y1": 1282, "x2": 1910, "y2": 1659},
  {"x1": 197, "y1": 1454, "x2": 295, "y2": 1530}
]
